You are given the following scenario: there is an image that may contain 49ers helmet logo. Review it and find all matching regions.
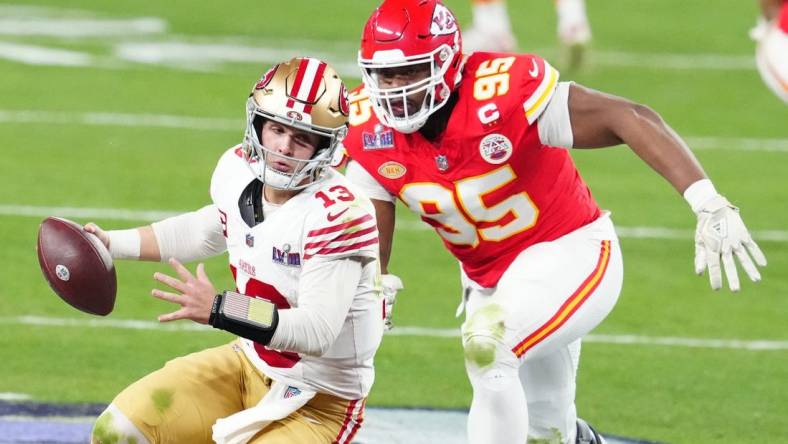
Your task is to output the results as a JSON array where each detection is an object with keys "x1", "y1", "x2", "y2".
[
  {"x1": 338, "y1": 83, "x2": 349, "y2": 116},
  {"x1": 254, "y1": 64, "x2": 279, "y2": 90}
]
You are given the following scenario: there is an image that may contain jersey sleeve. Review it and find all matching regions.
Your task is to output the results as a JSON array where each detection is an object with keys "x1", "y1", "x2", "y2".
[
  {"x1": 209, "y1": 145, "x2": 253, "y2": 209},
  {"x1": 302, "y1": 190, "x2": 379, "y2": 262},
  {"x1": 519, "y1": 55, "x2": 561, "y2": 125},
  {"x1": 536, "y1": 81, "x2": 573, "y2": 148}
]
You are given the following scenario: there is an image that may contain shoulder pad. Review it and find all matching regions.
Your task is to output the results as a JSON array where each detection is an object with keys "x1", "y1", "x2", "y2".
[
  {"x1": 463, "y1": 53, "x2": 560, "y2": 124},
  {"x1": 302, "y1": 176, "x2": 378, "y2": 261}
]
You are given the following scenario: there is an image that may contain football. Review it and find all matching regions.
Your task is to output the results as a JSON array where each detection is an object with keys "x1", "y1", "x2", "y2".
[{"x1": 36, "y1": 217, "x2": 117, "y2": 316}]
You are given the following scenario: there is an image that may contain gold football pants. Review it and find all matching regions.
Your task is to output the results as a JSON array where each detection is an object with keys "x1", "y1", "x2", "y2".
[{"x1": 112, "y1": 340, "x2": 365, "y2": 443}]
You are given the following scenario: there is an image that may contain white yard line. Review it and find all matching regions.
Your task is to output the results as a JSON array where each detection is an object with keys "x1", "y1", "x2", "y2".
[
  {"x1": 0, "y1": 393, "x2": 31, "y2": 401},
  {"x1": 1, "y1": 315, "x2": 786, "y2": 351},
  {"x1": 0, "y1": 109, "x2": 786, "y2": 153},
  {"x1": 0, "y1": 42, "x2": 94, "y2": 66},
  {"x1": 3, "y1": 204, "x2": 788, "y2": 242},
  {"x1": 0, "y1": 17, "x2": 166, "y2": 38},
  {"x1": 0, "y1": 8, "x2": 762, "y2": 73},
  {"x1": 0, "y1": 38, "x2": 759, "y2": 74}
]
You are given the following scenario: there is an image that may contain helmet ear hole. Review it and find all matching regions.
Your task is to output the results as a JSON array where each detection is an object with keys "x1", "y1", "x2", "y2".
[{"x1": 252, "y1": 115, "x2": 266, "y2": 143}]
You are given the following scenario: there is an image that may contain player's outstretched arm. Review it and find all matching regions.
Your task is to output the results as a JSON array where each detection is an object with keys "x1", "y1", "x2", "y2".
[
  {"x1": 84, "y1": 204, "x2": 227, "y2": 264},
  {"x1": 85, "y1": 223, "x2": 162, "y2": 261},
  {"x1": 566, "y1": 83, "x2": 767, "y2": 291},
  {"x1": 568, "y1": 83, "x2": 705, "y2": 193},
  {"x1": 372, "y1": 198, "x2": 396, "y2": 274},
  {"x1": 369, "y1": 198, "x2": 405, "y2": 329}
]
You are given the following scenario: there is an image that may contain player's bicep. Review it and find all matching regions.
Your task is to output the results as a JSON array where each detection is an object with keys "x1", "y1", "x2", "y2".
[{"x1": 568, "y1": 83, "x2": 636, "y2": 149}]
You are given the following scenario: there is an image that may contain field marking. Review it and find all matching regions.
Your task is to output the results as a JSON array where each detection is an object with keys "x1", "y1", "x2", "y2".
[
  {"x1": 0, "y1": 42, "x2": 94, "y2": 66},
  {"x1": 0, "y1": 393, "x2": 31, "y2": 401},
  {"x1": 1, "y1": 316, "x2": 786, "y2": 351},
  {"x1": 0, "y1": 17, "x2": 166, "y2": 37},
  {"x1": 0, "y1": 7, "x2": 763, "y2": 73},
  {"x1": 0, "y1": 110, "x2": 239, "y2": 131},
  {"x1": 0, "y1": 109, "x2": 786, "y2": 153},
  {"x1": 3, "y1": 204, "x2": 787, "y2": 242}
]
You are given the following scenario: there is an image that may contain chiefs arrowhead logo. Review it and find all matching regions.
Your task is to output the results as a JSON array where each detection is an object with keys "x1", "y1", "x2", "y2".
[{"x1": 430, "y1": 4, "x2": 458, "y2": 36}]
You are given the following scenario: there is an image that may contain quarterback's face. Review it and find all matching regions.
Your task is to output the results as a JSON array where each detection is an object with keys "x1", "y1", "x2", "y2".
[
  {"x1": 261, "y1": 120, "x2": 320, "y2": 173},
  {"x1": 372, "y1": 63, "x2": 431, "y2": 117}
]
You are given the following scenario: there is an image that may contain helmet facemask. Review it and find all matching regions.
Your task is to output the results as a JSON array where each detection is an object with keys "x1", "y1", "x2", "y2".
[{"x1": 359, "y1": 38, "x2": 459, "y2": 134}]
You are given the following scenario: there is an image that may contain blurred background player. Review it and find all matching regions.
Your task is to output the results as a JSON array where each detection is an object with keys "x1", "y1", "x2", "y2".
[
  {"x1": 463, "y1": 0, "x2": 592, "y2": 70},
  {"x1": 85, "y1": 57, "x2": 383, "y2": 444},
  {"x1": 751, "y1": 0, "x2": 788, "y2": 103},
  {"x1": 342, "y1": 0, "x2": 768, "y2": 443}
]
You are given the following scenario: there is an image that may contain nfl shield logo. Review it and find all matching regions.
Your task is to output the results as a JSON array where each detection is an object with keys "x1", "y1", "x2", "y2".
[
  {"x1": 435, "y1": 154, "x2": 449, "y2": 172},
  {"x1": 245, "y1": 233, "x2": 254, "y2": 247},
  {"x1": 284, "y1": 386, "x2": 302, "y2": 399}
]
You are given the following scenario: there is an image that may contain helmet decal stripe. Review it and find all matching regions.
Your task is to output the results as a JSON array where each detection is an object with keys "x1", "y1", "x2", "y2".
[
  {"x1": 286, "y1": 58, "x2": 310, "y2": 109},
  {"x1": 303, "y1": 61, "x2": 327, "y2": 114},
  {"x1": 287, "y1": 58, "x2": 328, "y2": 114}
]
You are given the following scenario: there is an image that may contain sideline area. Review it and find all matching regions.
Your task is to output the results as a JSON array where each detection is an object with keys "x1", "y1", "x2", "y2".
[{"x1": 0, "y1": 401, "x2": 661, "y2": 444}]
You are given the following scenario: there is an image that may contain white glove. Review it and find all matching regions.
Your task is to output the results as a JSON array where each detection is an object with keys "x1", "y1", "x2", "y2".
[
  {"x1": 380, "y1": 274, "x2": 404, "y2": 330},
  {"x1": 693, "y1": 195, "x2": 767, "y2": 291}
]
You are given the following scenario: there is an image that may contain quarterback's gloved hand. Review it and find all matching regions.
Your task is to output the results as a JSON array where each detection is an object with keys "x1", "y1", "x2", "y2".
[
  {"x1": 380, "y1": 274, "x2": 404, "y2": 330},
  {"x1": 693, "y1": 195, "x2": 767, "y2": 291}
]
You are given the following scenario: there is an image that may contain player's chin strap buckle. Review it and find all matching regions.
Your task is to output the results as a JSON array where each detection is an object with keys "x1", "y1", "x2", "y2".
[{"x1": 210, "y1": 291, "x2": 279, "y2": 345}]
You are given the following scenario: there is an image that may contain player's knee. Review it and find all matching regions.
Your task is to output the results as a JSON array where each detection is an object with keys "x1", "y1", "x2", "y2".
[
  {"x1": 464, "y1": 340, "x2": 520, "y2": 393},
  {"x1": 462, "y1": 303, "x2": 509, "y2": 369},
  {"x1": 91, "y1": 404, "x2": 150, "y2": 444},
  {"x1": 463, "y1": 334, "x2": 501, "y2": 368}
]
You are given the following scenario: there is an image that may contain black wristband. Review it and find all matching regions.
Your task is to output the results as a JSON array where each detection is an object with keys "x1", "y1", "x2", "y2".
[{"x1": 208, "y1": 290, "x2": 279, "y2": 345}]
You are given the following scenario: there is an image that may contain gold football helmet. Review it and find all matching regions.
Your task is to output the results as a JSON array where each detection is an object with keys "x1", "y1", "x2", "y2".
[{"x1": 242, "y1": 57, "x2": 349, "y2": 190}]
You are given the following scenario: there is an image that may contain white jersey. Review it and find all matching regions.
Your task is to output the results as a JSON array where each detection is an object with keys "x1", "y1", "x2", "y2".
[{"x1": 210, "y1": 145, "x2": 383, "y2": 400}]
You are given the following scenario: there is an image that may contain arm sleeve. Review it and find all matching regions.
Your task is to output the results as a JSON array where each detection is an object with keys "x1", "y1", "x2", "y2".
[
  {"x1": 267, "y1": 257, "x2": 362, "y2": 356},
  {"x1": 151, "y1": 204, "x2": 227, "y2": 262},
  {"x1": 345, "y1": 160, "x2": 396, "y2": 203},
  {"x1": 537, "y1": 81, "x2": 574, "y2": 149}
]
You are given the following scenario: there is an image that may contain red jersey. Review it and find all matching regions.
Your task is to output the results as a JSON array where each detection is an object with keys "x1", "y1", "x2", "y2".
[
  {"x1": 344, "y1": 52, "x2": 600, "y2": 287},
  {"x1": 780, "y1": 1, "x2": 788, "y2": 34}
]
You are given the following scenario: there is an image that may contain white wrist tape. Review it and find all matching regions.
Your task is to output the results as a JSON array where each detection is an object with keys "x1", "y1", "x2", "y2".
[
  {"x1": 683, "y1": 179, "x2": 719, "y2": 213},
  {"x1": 107, "y1": 229, "x2": 141, "y2": 260}
]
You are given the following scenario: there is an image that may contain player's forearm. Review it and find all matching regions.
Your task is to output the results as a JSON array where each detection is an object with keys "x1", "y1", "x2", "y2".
[
  {"x1": 569, "y1": 84, "x2": 706, "y2": 194},
  {"x1": 268, "y1": 258, "x2": 362, "y2": 356},
  {"x1": 108, "y1": 205, "x2": 226, "y2": 262},
  {"x1": 760, "y1": 0, "x2": 782, "y2": 20},
  {"x1": 615, "y1": 103, "x2": 707, "y2": 194},
  {"x1": 105, "y1": 226, "x2": 160, "y2": 261},
  {"x1": 372, "y1": 199, "x2": 395, "y2": 273}
]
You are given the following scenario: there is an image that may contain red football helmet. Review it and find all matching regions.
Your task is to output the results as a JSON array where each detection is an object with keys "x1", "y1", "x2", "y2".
[{"x1": 358, "y1": 0, "x2": 463, "y2": 133}]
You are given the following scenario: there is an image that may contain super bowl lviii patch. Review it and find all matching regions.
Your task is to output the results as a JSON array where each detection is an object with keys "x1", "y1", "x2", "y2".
[{"x1": 363, "y1": 124, "x2": 395, "y2": 150}]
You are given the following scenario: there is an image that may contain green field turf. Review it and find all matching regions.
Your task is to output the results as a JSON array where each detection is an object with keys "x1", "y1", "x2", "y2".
[{"x1": 1, "y1": 1, "x2": 786, "y2": 443}]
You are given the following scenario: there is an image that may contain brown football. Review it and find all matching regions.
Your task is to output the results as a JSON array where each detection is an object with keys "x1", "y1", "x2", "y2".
[{"x1": 36, "y1": 217, "x2": 117, "y2": 316}]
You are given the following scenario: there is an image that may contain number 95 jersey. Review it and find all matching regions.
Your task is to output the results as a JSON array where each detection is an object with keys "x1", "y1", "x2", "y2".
[
  {"x1": 210, "y1": 146, "x2": 382, "y2": 400},
  {"x1": 343, "y1": 52, "x2": 601, "y2": 288}
]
